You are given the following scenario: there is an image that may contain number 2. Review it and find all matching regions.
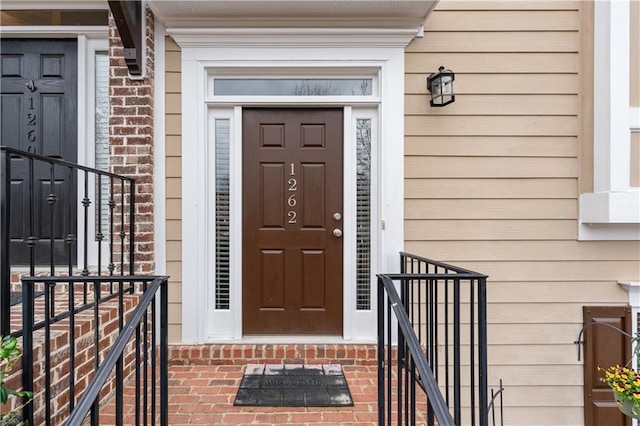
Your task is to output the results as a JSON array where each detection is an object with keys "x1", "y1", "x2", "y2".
[{"x1": 288, "y1": 211, "x2": 297, "y2": 224}]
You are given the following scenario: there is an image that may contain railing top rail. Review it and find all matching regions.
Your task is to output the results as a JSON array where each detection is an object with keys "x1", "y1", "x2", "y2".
[
  {"x1": 384, "y1": 272, "x2": 488, "y2": 280},
  {"x1": 65, "y1": 276, "x2": 167, "y2": 426},
  {"x1": 1, "y1": 146, "x2": 135, "y2": 182},
  {"x1": 378, "y1": 274, "x2": 455, "y2": 424},
  {"x1": 400, "y1": 251, "x2": 487, "y2": 277},
  {"x1": 21, "y1": 275, "x2": 169, "y2": 283}
]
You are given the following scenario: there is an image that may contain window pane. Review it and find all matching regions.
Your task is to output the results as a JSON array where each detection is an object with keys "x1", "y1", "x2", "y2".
[
  {"x1": 214, "y1": 78, "x2": 372, "y2": 96},
  {"x1": 94, "y1": 52, "x2": 109, "y2": 237},
  {"x1": 215, "y1": 119, "x2": 231, "y2": 310},
  {"x1": 356, "y1": 119, "x2": 371, "y2": 310}
]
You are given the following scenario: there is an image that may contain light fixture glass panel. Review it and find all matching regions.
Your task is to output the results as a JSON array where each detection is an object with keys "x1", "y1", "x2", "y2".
[{"x1": 214, "y1": 78, "x2": 373, "y2": 96}]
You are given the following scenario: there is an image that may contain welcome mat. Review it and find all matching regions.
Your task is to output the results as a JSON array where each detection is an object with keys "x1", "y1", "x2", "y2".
[{"x1": 234, "y1": 364, "x2": 354, "y2": 407}]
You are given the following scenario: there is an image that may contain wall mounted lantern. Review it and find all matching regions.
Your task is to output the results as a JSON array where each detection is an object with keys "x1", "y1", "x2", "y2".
[{"x1": 427, "y1": 66, "x2": 455, "y2": 107}]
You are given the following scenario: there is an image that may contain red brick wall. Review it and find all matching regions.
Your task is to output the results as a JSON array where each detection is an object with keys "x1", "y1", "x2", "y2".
[
  {"x1": 108, "y1": 7, "x2": 156, "y2": 274},
  {"x1": 3, "y1": 291, "x2": 146, "y2": 425}
]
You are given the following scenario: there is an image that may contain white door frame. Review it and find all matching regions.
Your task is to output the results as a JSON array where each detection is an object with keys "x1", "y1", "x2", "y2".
[{"x1": 171, "y1": 28, "x2": 415, "y2": 343}]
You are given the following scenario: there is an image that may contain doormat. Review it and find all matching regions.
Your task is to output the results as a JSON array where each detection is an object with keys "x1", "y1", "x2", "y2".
[{"x1": 234, "y1": 364, "x2": 354, "y2": 407}]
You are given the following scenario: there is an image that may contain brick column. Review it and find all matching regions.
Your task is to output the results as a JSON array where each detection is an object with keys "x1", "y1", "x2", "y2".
[{"x1": 108, "y1": 8, "x2": 155, "y2": 274}]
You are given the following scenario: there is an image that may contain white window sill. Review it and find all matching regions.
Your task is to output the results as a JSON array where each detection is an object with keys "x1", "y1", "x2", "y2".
[{"x1": 579, "y1": 190, "x2": 640, "y2": 240}]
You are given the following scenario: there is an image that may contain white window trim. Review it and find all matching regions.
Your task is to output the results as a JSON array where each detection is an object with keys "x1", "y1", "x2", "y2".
[
  {"x1": 172, "y1": 28, "x2": 412, "y2": 343},
  {"x1": 79, "y1": 36, "x2": 110, "y2": 270},
  {"x1": 579, "y1": 0, "x2": 640, "y2": 240}
]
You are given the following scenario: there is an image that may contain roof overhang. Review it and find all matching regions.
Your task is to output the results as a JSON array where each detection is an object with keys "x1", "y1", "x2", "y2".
[{"x1": 147, "y1": 0, "x2": 438, "y2": 30}]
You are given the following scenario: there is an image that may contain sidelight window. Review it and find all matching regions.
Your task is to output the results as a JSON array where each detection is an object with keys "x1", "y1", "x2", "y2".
[
  {"x1": 94, "y1": 51, "x2": 110, "y2": 236},
  {"x1": 215, "y1": 119, "x2": 231, "y2": 309},
  {"x1": 356, "y1": 119, "x2": 371, "y2": 310}
]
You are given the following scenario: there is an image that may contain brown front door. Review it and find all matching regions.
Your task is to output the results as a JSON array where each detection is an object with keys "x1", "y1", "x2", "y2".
[{"x1": 243, "y1": 108, "x2": 343, "y2": 335}]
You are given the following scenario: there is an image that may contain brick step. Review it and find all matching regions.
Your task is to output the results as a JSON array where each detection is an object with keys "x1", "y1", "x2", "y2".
[{"x1": 169, "y1": 344, "x2": 382, "y2": 366}]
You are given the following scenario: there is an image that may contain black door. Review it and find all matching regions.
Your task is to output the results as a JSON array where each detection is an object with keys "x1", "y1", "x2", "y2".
[{"x1": 1, "y1": 39, "x2": 78, "y2": 265}]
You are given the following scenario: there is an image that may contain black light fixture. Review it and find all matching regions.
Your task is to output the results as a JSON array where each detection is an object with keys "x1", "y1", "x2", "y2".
[{"x1": 427, "y1": 66, "x2": 455, "y2": 107}]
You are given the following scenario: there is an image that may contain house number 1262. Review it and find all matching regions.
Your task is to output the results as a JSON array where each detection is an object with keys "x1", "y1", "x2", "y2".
[{"x1": 287, "y1": 163, "x2": 297, "y2": 224}]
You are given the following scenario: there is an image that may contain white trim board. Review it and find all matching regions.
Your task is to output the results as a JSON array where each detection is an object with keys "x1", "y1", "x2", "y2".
[
  {"x1": 174, "y1": 29, "x2": 410, "y2": 344},
  {"x1": 579, "y1": 0, "x2": 640, "y2": 240},
  {"x1": 0, "y1": 26, "x2": 108, "y2": 38}
]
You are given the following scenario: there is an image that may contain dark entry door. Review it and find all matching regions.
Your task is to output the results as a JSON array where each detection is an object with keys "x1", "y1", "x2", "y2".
[
  {"x1": 583, "y1": 306, "x2": 632, "y2": 426},
  {"x1": 1, "y1": 39, "x2": 78, "y2": 265},
  {"x1": 243, "y1": 108, "x2": 343, "y2": 334}
]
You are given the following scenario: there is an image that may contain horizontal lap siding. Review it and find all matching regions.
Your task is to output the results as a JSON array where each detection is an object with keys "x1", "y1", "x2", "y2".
[
  {"x1": 405, "y1": 1, "x2": 639, "y2": 425},
  {"x1": 165, "y1": 37, "x2": 182, "y2": 343}
]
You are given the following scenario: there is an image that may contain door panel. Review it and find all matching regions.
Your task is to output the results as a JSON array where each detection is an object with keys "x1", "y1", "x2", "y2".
[
  {"x1": 583, "y1": 306, "x2": 632, "y2": 426},
  {"x1": 243, "y1": 108, "x2": 343, "y2": 335},
  {"x1": 1, "y1": 39, "x2": 77, "y2": 265}
]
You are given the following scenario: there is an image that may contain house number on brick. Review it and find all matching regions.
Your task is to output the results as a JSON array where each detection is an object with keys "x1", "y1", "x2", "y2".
[{"x1": 288, "y1": 162, "x2": 297, "y2": 224}]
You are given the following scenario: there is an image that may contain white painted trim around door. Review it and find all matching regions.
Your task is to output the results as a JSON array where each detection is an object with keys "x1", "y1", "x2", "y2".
[{"x1": 176, "y1": 29, "x2": 410, "y2": 344}]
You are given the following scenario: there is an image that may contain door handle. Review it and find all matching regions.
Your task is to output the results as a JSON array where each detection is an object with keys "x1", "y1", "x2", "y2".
[{"x1": 332, "y1": 229, "x2": 343, "y2": 238}]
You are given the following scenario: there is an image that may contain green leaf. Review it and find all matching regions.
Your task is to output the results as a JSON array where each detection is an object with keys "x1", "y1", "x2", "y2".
[
  {"x1": 0, "y1": 385, "x2": 8, "y2": 404},
  {"x1": 4, "y1": 338, "x2": 17, "y2": 351}
]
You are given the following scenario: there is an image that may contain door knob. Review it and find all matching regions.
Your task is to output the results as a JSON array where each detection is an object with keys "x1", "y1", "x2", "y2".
[
  {"x1": 332, "y1": 229, "x2": 343, "y2": 238},
  {"x1": 333, "y1": 212, "x2": 342, "y2": 221}
]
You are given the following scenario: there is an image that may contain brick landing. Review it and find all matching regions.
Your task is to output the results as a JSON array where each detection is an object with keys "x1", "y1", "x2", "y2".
[
  {"x1": 100, "y1": 345, "x2": 415, "y2": 425},
  {"x1": 165, "y1": 364, "x2": 381, "y2": 425}
]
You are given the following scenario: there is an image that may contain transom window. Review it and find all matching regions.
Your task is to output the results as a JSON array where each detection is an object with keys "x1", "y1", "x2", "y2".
[{"x1": 213, "y1": 78, "x2": 373, "y2": 96}]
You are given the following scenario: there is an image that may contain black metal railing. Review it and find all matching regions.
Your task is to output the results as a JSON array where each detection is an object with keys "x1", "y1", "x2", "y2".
[
  {"x1": 1, "y1": 146, "x2": 136, "y2": 337},
  {"x1": 378, "y1": 274, "x2": 455, "y2": 426},
  {"x1": 15, "y1": 275, "x2": 168, "y2": 426},
  {"x1": 377, "y1": 252, "x2": 489, "y2": 426},
  {"x1": 65, "y1": 276, "x2": 168, "y2": 426}
]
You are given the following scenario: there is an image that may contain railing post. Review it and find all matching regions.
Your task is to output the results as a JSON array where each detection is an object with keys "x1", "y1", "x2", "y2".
[
  {"x1": 478, "y1": 277, "x2": 489, "y2": 426},
  {"x1": 160, "y1": 278, "x2": 169, "y2": 426},
  {"x1": 0, "y1": 148, "x2": 10, "y2": 336},
  {"x1": 453, "y1": 278, "x2": 461, "y2": 425},
  {"x1": 377, "y1": 276, "x2": 385, "y2": 426},
  {"x1": 21, "y1": 280, "x2": 35, "y2": 425},
  {"x1": 129, "y1": 180, "x2": 135, "y2": 275}
]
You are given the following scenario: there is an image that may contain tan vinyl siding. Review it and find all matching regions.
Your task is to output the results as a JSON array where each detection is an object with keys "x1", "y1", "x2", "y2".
[
  {"x1": 406, "y1": 1, "x2": 640, "y2": 425},
  {"x1": 165, "y1": 36, "x2": 182, "y2": 343}
]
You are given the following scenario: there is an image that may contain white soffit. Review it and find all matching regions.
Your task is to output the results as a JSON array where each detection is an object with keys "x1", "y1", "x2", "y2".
[{"x1": 147, "y1": 0, "x2": 437, "y2": 29}]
